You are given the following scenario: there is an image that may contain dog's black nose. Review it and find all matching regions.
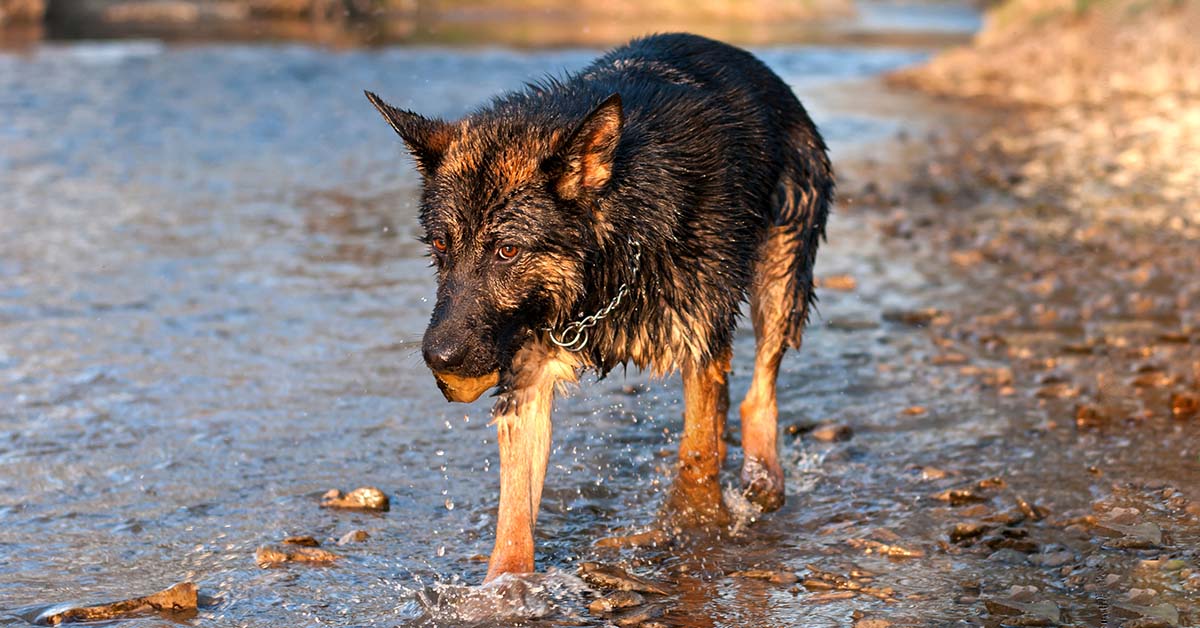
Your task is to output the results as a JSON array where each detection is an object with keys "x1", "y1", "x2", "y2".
[{"x1": 423, "y1": 339, "x2": 469, "y2": 372}]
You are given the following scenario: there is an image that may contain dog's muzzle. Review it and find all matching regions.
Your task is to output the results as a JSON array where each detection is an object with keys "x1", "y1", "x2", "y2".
[{"x1": 433, "y1": 370, "x2": 500, "y2": 403}]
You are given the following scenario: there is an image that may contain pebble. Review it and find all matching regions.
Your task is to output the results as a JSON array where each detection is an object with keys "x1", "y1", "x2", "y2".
[
  {"x1": 932, "y1": 487, "x2": 986, "y2": 506},
  {"x1": 817, "y1": 274, "x2": 857, "y2": 291},
  {"x1": 611, "y1": 604, "x2": 663, "y2": 627},
  {"x1": 255, "y1": 544, "x2": 340, "y2": 568},
  {"x1": 594, "y1": 528, "x2": 670, "y2": 549},
  {"x1": 1170, "y1": 392, "x2": 1199, "y2": 419},
  {"x1": 1075, "y1": 403, "x2": 1108, "y2": 428},
  {"x1": 882, "y1": 308, "x2": 942, "y2": 327},
  {"x1": 949, "y1": 522, "x2": 992, "y2": 544},
  {"x1": 802, "y1": 565, "x2": 894, "y2": 601},
  {"x1": 579, "y1": 562, "x2": 670, "y2": 595},
  {"x1": 984, "y1": 598, "x2": 1061, "y2": 624},
  {"x1": 1097, "y1": 521, "x2": 1164, "y2": 549},
  {"x1": 846, "y1": 538, "x2": 924, "y2": 559},
  {"x1": 1112, "y1": 602, "x2": 1180, "y2": 627},
  {"x1": 730, "y1": 569, "x2": 800, "y2": 584},
  {"x1": 1014, "y1": 496, "x2": 1049, "y2": 521},
  {"x1": 337, "y1": 529, "x2": 370, "y2": 545},
  {"x1": 320, "y1": 487, "x2": 389, "y2": 511},
  {"x1": 587, "y1": 591, "x2": 645, "y2": 615},
  {"x1": 809, "y1": 423, "x2": 853, "y2": 443},
  {"x1": 988, "y1": 548, "x2": 1028, "y2": 565},
  {"x1": 916, "y1": 466, "x2": 948, "y2": 480}
]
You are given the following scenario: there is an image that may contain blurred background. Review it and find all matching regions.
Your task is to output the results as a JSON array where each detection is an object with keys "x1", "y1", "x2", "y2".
[{"x1": 0, "y1": 0, "x2": 984, "y2": 47}]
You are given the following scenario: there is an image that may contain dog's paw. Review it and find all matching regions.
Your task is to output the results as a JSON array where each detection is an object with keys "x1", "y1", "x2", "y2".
[{"x1": 740, "y1": 458, "x2": 785, "y2": 513}]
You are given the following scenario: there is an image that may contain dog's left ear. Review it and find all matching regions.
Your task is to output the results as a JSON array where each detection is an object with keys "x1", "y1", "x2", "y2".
[
  {"x1": 549, "y1": 93, "x2": 623, "y2": 200},
  {"x1": 365, "y1": 90, "x2": 453, "y2": 176}
]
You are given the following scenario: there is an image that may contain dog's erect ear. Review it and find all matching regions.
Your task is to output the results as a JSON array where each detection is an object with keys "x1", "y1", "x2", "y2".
[
  {"x1": 365, "y1": 90, "x2": 453, "y2": 176},
  {"x1": 550, "y1": 93, "x2": 623, "y2": 200}
]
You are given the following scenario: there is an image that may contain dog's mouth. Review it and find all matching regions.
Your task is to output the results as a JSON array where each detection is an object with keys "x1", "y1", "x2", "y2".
[{"x1": 433, "y1": 370, "x2": 500, "y2": 403}]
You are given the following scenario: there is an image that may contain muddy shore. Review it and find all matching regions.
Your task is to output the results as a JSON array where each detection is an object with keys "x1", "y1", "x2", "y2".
[{"x1": 836, "y1": 0, "x2": 1200, "y2": 623}]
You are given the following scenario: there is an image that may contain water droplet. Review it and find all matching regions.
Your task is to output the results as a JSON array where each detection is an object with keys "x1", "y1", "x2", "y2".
[
  {"x1": 437, "y1": 545, "x2": 446, "y2": 557},
  {"x1": 445, "y1": 498, "x2": 455, "y2": 510}
]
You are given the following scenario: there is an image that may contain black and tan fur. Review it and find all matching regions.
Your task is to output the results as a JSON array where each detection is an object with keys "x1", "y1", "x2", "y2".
[{"x1": 365, "y1": 32, "x2": 833, "y2": 582}]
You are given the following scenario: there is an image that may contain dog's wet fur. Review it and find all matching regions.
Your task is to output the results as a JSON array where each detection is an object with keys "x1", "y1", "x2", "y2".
[{"x1": 366, "y1": 33, "x2": 833, "y2": 581}]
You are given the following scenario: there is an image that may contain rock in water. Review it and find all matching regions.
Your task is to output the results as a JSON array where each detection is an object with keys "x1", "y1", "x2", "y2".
[
  {"x1": 579, "y1": 562, "x2": 670, "y2": 595},
  {"x1": 588, "y1": 590, "x2": 645, "y2": 614},
  {"x1": 320, "y1": 487, "x2": 389, "y2": 511},
  {"x1": 337, "y1": 529, "x2": 370, "y2": 545},
  {"x1": 36, "y1": 581, "x2": 198, "y2": 625},
  {"x1": 730, "y1": 569, "x2": 801, "y2": 584},
  {"x1": 255, "y1": 544, "x2": 340, "y2": 567}
]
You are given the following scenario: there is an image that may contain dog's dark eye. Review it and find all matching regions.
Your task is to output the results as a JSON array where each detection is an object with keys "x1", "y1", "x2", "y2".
[
  {"x1": 431, "y1": 237, "x2": 448, "y2": 254},
  {"x1": 497, "y1": 244, "x2": 519, "y2": 261}
]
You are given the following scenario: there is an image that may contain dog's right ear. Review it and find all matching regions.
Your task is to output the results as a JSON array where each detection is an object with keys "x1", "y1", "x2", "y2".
[{"x1": 365, "y1": 91, "x2": 453, "y2": 176}]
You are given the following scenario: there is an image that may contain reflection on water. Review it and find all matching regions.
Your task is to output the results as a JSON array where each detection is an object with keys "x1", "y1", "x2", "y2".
[{"x1": 2, "y1": 12, "x2": 1197, "y2": 627}]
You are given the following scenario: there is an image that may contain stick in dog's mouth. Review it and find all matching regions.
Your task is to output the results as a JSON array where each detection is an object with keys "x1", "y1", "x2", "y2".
[{"x1": 434, "y1": 371, "x2": 500, "y2": 403}]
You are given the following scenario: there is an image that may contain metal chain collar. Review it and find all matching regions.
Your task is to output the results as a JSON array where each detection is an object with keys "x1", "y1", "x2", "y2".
[{"x1": 545, "y1": 239, "x2": 641, "y2": 352}]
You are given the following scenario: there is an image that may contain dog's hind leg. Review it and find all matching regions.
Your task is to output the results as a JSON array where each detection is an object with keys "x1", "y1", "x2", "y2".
[
  {"x1": 740, "y1": 226, "x2": 810, "y2": 512},
  {"x1": 485, "y1": 344, "x2": 578, "y2": 582},
  {"x1": 667, "y1": 350, "x2": 732, "y2": 526},
  {"x1": 741, "y1": 114, "x2": 833, "y2": 512},
  {"x1": 717, "y1": 377, "x2": 730, "y2": 466}
]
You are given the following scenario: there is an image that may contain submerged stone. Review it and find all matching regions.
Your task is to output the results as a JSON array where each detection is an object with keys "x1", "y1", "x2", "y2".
[
  {"x1": 810, "y1": 423, "x2": 854, "y2": 443},
  {"x1": 36, "y1": 581, "x2": 198, "y2": 626},
  {"x1": 612, "y1": 603, "x2": 663, "y2": 627},
  {"x1": 984, "y1": 598, "x2": 1061, "y2": 624},
  {"x1": 320, "y1": 487, "x2": 389, "y2": 511},
  {"x1": 337, "y1": 529, "x2": 370, "y2": 545},
  {"x1": 587, "y1": 590, "x2": 645, "y2": 615},
  {"x1": 1170, "y1": 392, "x2": 1199, "y2": 419},
  {"x1": 730, "y1": 569, "x2": 800, "y2": 584},
  {"x1": 255, "y1": 544, "x2": 340, "y2": 567},
  {"x1": 579, "y1": 562, "x2": 669, "y2": 595},
  {"x1": 594, "y1": 528, "x2": 670, "y2": 549},
  {"x1": 846, "y1": 538, "x2": 925, "y2": 559}
]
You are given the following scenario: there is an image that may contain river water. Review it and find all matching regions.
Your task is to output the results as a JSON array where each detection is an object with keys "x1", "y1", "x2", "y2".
[{"x1": 3, "y1": 7, "x2": 1199, "y2": 627}]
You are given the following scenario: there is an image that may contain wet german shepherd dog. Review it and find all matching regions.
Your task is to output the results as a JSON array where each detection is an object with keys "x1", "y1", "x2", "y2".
[{"x1": 366, "y1": 33, "x2": 833, "y2": 582}]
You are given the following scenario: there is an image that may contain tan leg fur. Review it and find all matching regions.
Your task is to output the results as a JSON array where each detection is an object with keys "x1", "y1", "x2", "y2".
[{"x1": 485, "y1": 343, "x2": 578, "y2": 582}]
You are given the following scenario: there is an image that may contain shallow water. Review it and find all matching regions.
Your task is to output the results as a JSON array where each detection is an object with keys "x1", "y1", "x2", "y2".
[{"x1": 2, "y1": 16, "x2": 1198, "y2": 628}]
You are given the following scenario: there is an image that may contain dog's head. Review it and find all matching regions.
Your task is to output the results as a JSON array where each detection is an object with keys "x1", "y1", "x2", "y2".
[{"x1": 365, "y1": 91, "x2": 622, "y2": 402}]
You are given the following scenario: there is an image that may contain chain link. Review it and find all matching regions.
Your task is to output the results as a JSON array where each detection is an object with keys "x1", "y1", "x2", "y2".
[{"x1": 546, "y1": 240, "x2": 641, "y2": 352}]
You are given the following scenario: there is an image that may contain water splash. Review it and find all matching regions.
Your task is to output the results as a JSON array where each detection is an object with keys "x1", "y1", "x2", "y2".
[{"x1": 409, "y1": 569, "x2": 592, "y2": 625}]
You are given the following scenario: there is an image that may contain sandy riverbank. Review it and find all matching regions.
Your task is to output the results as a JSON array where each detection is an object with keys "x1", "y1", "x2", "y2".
[
  {"x1": 855, "y1": 0, "x2": 1199, "y2": 487},
  {"x1": 822, "y1": 4, "x2": 1200, "y2": 622}
]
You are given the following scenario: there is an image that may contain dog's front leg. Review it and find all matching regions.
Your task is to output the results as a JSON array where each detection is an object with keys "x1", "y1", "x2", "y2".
[
  {"x1": 667, "y1": 351, "x2": 733, "y2": 526},
  {"x1": 484, "y1": 344, "x2": 575, "y2": 582},
  {"x1": 486, "y1": 389, "x2": 551, "y2": 581}
]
